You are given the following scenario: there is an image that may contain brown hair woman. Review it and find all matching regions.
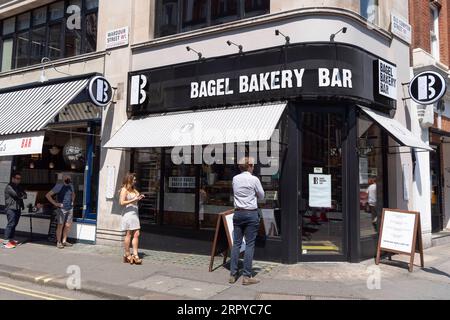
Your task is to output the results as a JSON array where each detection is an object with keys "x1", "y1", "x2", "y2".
[{"x1": 119, "y1": 173, "x2": 145, "y2": 264}]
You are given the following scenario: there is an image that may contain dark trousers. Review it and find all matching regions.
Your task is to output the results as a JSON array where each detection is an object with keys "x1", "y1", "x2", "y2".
[
  {"x1": 230, "y1": 210, "x2": 260, "y2": 278},
  {"x1": 4, "y1": 209, "x2": 21, "y2": 241}
]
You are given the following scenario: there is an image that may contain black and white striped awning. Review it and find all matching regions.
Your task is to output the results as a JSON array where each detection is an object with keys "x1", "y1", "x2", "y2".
[{"x1": 0, "y1": 78, "x2": 90, "y2": 135}]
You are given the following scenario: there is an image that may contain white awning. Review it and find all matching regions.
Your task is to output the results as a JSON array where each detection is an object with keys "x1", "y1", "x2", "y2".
[
  {"x1": 0, "y1": 78, "x2": 90, "y2": 135},
  {"x1": 104, "y1": 102, "x2": 287, "y2": 148},
  {"x1": 359, "y1": 106, "x2": 433, "y2": 151},
  {"x1": 0, "y1": 131, "x2": 45, "y2": 157}
]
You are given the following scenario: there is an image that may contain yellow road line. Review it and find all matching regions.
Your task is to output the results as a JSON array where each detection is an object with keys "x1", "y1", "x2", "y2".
[{"x1": 0, "y1": 282, "x2": 74, "y2": 300}]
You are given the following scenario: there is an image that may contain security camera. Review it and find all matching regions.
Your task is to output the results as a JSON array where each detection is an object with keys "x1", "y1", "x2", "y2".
[{"x1": 226, "y1": 41, "x2": 232, "y2": 46}]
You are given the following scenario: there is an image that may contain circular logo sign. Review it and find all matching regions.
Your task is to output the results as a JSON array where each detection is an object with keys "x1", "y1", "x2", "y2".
[
  {"x1": 88, "y1": 76, "x2": 113, "y2": 107},
  {"x1": 409, "y1": 71, "x2": 447, "y2": 105}
]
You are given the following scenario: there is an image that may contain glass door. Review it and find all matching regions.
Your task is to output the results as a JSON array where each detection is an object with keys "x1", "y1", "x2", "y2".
[
  {"x1": 299, "y1": 109, "x2": 347, "y2": 260},
  {"x1": 430, "y1": 145, "x2": 443, "y2": 233}
]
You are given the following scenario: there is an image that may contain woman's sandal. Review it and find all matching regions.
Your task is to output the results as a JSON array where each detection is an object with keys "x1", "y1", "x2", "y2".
[
  {"x1": 132, "y1": 254, "x2": 142, "y2": 265},
  {"x1": 123, "y1": 254, "x2": 134, "y2": 264}
]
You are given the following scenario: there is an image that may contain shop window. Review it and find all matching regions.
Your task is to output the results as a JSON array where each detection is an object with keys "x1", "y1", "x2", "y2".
[
  {"x1": 0, "y1": 0, "x2": 98, "y2": 72},
  {"x1": 358, "y1": 115, "x2": 385, "y2": 258},
  {"x1": 360, "y1": 0, "x2": 379, "y2": 25},
  {"x1": 133, "y1": 119, "x2": 285, "y2": 240},
  {"x1": 182, "y1": 0, "x2": 208, "y2": 31},
  {"x1": 156, "y1": 0, "x2": 269, "y2": 37},
  {"x1": 17, "y1": 12, "x2": 31, "y2": 31},
  {"x1": 12, "y1": 124, "x2": 100, "y2": 221},
  {"x1": 65, "y1": 29, "x2": 82, "y2": 58},
  {"x1": 244, "y1": 0, "x2": 269, "y2": 17},
  {"x1": 50, "y1": 1, "x2": 65, "y2": 21},
  {"x1": 211, "y1": 0, "x2": 238, "y2": 25},
  {"x1": 33, "y1": 7, "x2": 47, "y2": 26},
  {"x1": 85, "y1": 0, "x2": 99, "y2": 10},
  {"x1": 48, "y1": 23, "x2": 63, "y2": 60},
  {"x1": 15, "y1": 32, "x2": 30, "y2": 68},
  {"x1": 1, "y1": 38, "x2": 13, "y2": 72},
  {"x1": 2, "y1": 17, "x2": 15, "y2": 35},
  {"x1": 85, "y1": 12, "x2": 98, "y2": 53},
  {"x1": 30, "y1": 27, "x2": 47, "y2": 65}
]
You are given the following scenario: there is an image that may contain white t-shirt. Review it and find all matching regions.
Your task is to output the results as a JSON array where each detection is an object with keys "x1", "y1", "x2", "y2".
[{"x1": 367, "y1": 184, "x2": 377, "y2": 206}]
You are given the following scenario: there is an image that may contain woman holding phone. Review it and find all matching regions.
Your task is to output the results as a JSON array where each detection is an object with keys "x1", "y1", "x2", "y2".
[{"x1": 119, "y1": 173, "x2": 145, "y2": 265}]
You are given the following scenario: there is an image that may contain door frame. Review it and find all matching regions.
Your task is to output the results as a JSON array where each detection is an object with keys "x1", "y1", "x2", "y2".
[{"x1": 295, "y1": 104, "x2": 357, "y2": 262}]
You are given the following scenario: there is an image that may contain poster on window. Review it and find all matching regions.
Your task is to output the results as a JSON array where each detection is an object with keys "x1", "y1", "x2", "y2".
[{"x1": 309, "y1": 174, "x2": 332, "y2": 208}]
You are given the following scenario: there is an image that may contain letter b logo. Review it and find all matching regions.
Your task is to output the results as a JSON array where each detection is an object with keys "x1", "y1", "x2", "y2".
[{"x1": 130, "y1": 75, "x2": 148, "y2": 106}]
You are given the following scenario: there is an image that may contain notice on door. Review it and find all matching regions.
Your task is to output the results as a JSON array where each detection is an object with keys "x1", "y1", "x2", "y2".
[{"x1": 309, "y1": 174, "x2": 332, "y2": 208}]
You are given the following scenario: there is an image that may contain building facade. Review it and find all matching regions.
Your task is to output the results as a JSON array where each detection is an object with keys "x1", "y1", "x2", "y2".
[
  {"x1": 409, "y1": 0, "x2": 450, "y2": 239},
  {"x1": 0, "y1": 0, "x2": 433, "y2": 264}
]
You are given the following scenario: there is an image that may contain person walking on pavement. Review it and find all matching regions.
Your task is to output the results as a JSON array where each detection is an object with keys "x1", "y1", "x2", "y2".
[
  {"x1": 3, "y1": 172, "x2": 27, "y2": 249},
  {"x1": 229, "y1": 157, "x2": 265, "y2": 285},
  {"x1": 46, "y1": 175, "x2": 75, "y2": 249},
  {"x1": 119, "y1": 173, "x2": 144, "y2": 265}
]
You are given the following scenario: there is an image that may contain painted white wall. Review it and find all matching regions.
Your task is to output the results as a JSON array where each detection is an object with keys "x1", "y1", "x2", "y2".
[{"x1": 409, "y1": 69, "x2": 433, "y2": 247}]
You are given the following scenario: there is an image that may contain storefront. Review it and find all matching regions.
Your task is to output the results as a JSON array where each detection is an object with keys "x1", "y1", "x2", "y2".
[
  {"x1": 105, "y1": 42, "x2": 431, "y2": 263},
  {"x1": 0, "y1": 74, "x2": 111, "y2": 243}
]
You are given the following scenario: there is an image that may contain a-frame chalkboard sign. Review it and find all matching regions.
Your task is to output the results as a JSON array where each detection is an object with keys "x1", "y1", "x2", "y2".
[
  {"x1": 209, "y1": 210, "x2": 246, "y2": 272},
  {"x1": 375, "y1": 209, "x2": 424, "y2": 272}
]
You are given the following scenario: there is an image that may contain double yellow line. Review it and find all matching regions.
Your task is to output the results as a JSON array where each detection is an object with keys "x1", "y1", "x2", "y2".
[{"x1": 0, "y1": 282, "x2": 75, "y2": 300}]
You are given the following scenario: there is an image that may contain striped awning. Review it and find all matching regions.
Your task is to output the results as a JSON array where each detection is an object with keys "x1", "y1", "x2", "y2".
[
  {"x1": 0, "y1": 79, "x2": 89, "y2": 135},
  {"x1": 104, "y1": 102, "x2": 287, "y2": 149}
]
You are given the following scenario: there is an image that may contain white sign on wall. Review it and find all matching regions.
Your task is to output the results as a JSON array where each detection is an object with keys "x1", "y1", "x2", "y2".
[
  {"x1": 378, "y1": 60, "x2": 398, "y2": 100},
  {"x1": 391, "y1": 14, "x2": 412, "y2": 44},
  {"x1": 0, "y1": 132, "x2": 45, "y2": 157},
  {"x1": 380, "y1": 210, "x2": 417, "y2": 253},
  {"x1": 105, "y1": 165, "x2": 116, "y2": 199},
  {"x1": 106, "y1": 26, "x2": 129, "y2": 50},
  {"x1": 309, "y1": 174, "x2": 332, "y2": 208}
]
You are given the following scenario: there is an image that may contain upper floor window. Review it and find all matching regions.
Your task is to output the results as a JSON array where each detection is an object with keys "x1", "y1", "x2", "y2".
[
  {"x1": 0, "y1": 0, "x2": 99, "y2": 73},
  {"x1": 360, "y1": 0, "x2": 379, "y2": 26},
  {"x1": 430, "y1": 4, "x2": 440, "y2": 61},
  {"x1": 156, "y1": 0, "x2": 270, "y2": 38}
]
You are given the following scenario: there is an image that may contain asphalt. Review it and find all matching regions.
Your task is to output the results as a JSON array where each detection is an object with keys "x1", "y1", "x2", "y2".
[{"x1": 0, "y1": 237, "x2": 449, "y2": 300}]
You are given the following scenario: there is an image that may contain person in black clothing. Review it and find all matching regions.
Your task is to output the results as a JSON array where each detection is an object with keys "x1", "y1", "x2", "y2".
[{"x1": 3, "y1": 172, "x2": 27, "y2": 249}]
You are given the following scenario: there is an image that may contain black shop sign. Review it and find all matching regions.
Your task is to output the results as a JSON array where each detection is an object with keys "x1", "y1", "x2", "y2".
[{"x1": 129, "y1": 42, "x2": 396, "y2": 116}]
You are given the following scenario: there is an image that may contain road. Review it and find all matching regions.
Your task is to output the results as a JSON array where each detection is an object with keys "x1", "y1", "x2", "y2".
[{"x1": 0, "y1": 276, "x2": 104, "y2": 300}]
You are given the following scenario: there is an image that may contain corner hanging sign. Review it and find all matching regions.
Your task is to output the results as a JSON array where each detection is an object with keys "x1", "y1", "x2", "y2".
[
  {"x1": 378, "y1": 60, "x2": 398, "y2": 100},
  {"x1": 409, "y1": 71, "x2": 447, "y2": 105},
  {"x1": 88, "y1": 76, "x2": 113, "y2": 107}
]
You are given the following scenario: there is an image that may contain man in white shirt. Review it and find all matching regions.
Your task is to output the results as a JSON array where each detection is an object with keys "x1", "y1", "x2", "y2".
[
  {"x1": 229, "y1": 157, "x2": 265, "y2": 286},
  {"x1": 367, "y1": 178, "x2": 377, "y2": 231}
]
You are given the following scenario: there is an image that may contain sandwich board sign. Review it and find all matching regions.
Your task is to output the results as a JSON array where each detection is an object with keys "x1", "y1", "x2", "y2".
[
  {"x1": 375, "y1": 209, "x2": 424, "y2": 272},
  {"x1": 209, "y1": 210, "x2": 246, "y2": 272}
]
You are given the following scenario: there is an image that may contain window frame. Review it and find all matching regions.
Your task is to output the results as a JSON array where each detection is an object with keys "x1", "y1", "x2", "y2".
[
  {"x1": 155, "y1": 0, "x2": 269, "y2": 38},
  {"x1": 430, "y1": 4, "x2": 440, "y2": 61},
  {"x1": 0, "y1": 0, "x2": 99, "y2": 72}
]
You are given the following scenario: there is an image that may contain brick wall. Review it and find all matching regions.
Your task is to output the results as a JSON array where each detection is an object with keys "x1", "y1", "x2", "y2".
[{"x1": 410, "y1": 0, "x2": 450, "y2": 67}]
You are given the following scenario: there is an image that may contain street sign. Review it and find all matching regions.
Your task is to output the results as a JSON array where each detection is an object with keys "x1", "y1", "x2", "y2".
[
  {"x1": 409, "y1": 71, "x2": 447, "y2": 105},
  {"x1": 88, "y1": 76, "x2": 113, "y2": 107}
]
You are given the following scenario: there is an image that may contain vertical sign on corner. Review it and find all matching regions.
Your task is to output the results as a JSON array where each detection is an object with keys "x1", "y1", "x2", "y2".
[{"x1": 378, "y1": 60, "x2": 398, "y2": 100}]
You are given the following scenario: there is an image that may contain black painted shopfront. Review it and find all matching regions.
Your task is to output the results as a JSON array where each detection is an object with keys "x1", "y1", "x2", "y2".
[{"x1": 106, "y1": 42, "x2": 402, "y2": 263}]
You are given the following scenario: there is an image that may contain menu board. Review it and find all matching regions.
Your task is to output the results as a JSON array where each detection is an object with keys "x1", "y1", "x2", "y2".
[
  {"x1": 376, "y1": 209, "x2": 424, "y2": 272},
  {"x1": 379, "y1": 210, "x2": 416, "y2": 253}
]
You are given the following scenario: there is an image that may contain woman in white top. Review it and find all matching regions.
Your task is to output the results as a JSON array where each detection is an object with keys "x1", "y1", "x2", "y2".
[{"x1": 119, "y1": 173, "x2": 145, "y2": 265}]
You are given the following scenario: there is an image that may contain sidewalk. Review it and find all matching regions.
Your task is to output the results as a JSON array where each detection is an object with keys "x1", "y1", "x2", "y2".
[{"x1": 1, "y1": 237, "x2": 450, "y2": 300}]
